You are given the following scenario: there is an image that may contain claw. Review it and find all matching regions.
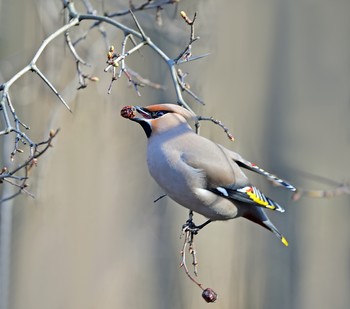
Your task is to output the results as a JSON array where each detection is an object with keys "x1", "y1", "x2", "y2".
[{"x1": 182, "y1": 219, "x2": 211, "y2": 235}]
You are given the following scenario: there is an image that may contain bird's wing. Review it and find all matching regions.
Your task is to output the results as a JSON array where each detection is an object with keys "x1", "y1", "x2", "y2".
[
  {"x1": 179, "y1": 136, "x2": 250, "y2": 189},
  {"x1": 218, "y1": 145, "x2": 296, "y2": 192},
  {"x1": 177, "y1": 136, "x2": 286, "y2": 213},
  {"x1": 211, "y1": 185, "x2": 285, "y2": 213}
]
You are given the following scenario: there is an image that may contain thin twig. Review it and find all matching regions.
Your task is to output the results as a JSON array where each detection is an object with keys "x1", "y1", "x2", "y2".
[
  {"x1": 292, "y1": 184, "x2": 350, "y2": 201},
  {"x1": 0, "y1": 129, "x2": 59, "y2": 202},
  {"x1": 176, "y1": 53, "x2": 210, "y2": 65},
  {"x1": 64, "y1": 0, "x2": 195, "y2": 111},
  {"x1": 180, "y1": 229, "x2": 204, "y2": 290},
  {"x1": 5, "y1": 93, "x2": 30, "y2": 130},
  {"x1": 129, "y1": 9, "x2": 148, "y2": 41},
  {"x1": 127, "y1": 67, "x2": 166, "y2": 90},
  {"x1": 174, "y1": 11, "x2": 198, "y2": 63},
  {"x1": 65, "y1": 30, "x2": 90, "y2": 66},
  {"x1": 31, "y1": 65, "x2": 72, "y2": 112},
  {"x1": 176, "y1": 69, "x2": 204, "y2": 105},
  {"x1": 196, "y1": 116, "x2": 235, "y2": 141}
]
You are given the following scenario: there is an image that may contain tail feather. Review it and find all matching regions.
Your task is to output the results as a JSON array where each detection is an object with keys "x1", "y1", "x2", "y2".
[
  {"x1": 262, "y1": 219, "x2": 289, "y2": 246},
  {"x1": 243, "y1": 207, "x2": 289, "y2": 246}
]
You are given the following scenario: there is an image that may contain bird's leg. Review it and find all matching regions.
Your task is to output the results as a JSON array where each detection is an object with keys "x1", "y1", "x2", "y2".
[
  {"x1": 182, "y1": 211, "x2": 211, "y2": 235},
  {"x1": 195, "y1": 219, "x2": 212, "y2": 231}
]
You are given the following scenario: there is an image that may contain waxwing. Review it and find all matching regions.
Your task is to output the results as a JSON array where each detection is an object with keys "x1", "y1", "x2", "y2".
[{"x1": 121, "y1": 104, "x2": 295, "y2": 246}]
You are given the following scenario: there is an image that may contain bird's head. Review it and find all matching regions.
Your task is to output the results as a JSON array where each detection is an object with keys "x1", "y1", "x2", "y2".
[{"x1": 121, "y1": 104, "x2": 195, "y2": 138}]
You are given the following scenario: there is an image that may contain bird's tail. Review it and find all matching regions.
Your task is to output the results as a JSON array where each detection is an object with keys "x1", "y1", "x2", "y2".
[
  {"x1": 262, "y1": 218, "x2": 289, "y2": 247},
  {"x1": 244, "y1": 207, "x2": 289, "y2": 246}
]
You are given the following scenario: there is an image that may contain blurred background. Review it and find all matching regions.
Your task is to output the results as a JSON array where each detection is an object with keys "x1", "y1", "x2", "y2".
[{"x1": 0, "y1": 0, "x2": 350, "y2": 308}]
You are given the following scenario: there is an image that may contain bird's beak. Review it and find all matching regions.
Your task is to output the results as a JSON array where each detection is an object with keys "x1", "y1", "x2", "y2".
[
  {"x1": 134, "y1": 106, "x2": 152, "y2": 119},
  {"x1": 120, "y1": 105, "x2": 152, "y2": 122},
  {"x1": 121, "y1": 105, "x2": 154, "y2": 138}
]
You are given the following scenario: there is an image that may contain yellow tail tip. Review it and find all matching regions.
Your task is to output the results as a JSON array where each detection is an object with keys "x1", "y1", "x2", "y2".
[{"x1": 281, "y1": 237, "x2": 289, "y2": 247}]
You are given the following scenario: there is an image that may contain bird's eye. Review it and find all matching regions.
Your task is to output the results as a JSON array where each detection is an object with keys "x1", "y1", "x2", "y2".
[{"x1": 152, "y1": 111, "x2": 168, "y2": 118}]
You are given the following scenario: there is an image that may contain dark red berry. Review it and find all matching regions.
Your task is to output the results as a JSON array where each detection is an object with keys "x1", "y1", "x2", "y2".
[{"x1": 202, "y1": 288, "x2": 218, "y2": 303}]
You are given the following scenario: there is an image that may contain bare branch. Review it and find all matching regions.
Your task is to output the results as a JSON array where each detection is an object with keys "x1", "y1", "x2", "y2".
[
  {"x1": 127, "y1": 67, "x2": 166, "y2": 90},
  {"x1": 5, "y1": 93, "x2": 30, "y2": 131},
  {"x1": 0, "y1": 129, "x2": 59, "y2": 202},
  {"x1": 179, "y1": 211, "x2": 218, "y2": 303},
  {"x1": 292, "y1": 183, "x2": 350, "y2": 201},
  {"x1": 176, "y1": 69, "x2": 204, "y2": 105},
  {"x1": 65, "y1": 30, "x2": 90, "y2": 66},
  {"x1": 196, "y1": 116, "x2": 235, "y2": 141},
  {"x1": 175, "y1": 11, "x2": 199, "y2": 63},
  {"x1": 109, "y1": 0, "x2": 180, "y2": 18},
  {"x1": 176, "y1": 53, "x2": 210, "y2": 65}
]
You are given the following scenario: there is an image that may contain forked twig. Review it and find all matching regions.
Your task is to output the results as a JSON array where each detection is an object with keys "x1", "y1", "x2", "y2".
[
  {"x1": 1, "y1": 1, "x2": 207, "y2": 201},
  {"x1": 0, "y1": 129, "x2": 60, "y2": 202}
]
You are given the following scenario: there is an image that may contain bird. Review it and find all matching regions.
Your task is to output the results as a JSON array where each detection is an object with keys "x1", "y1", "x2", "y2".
[{"x1": 121, "y1": 103, "x2": 296, "y2": 246}]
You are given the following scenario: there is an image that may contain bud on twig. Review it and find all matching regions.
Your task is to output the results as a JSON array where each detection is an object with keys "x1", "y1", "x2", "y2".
[
  {"x1": 180, "y1": 11, "x2": 193, "y2": 25},
  {"x1": 89, "y1": 76, "x2": 99, "y2": 82}
]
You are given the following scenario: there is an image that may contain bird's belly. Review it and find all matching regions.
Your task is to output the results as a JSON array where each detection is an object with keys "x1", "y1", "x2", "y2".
[
  {"x1": 167, "y1": 187, "x2": 239, "y2": 221},
  {"x1": 147, "y1": 146, "x2": 238, "y2": 220}
]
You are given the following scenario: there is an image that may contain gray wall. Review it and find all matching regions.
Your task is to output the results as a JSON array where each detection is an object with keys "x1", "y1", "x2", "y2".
[{"x1": 1, "y1": 1, "x2": 350, "y2": 308}]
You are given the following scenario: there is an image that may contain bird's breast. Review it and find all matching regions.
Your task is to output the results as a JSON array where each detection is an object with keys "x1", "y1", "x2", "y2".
[{"x1": 146, "y1": 136, "x2": 198, "y2": 197}]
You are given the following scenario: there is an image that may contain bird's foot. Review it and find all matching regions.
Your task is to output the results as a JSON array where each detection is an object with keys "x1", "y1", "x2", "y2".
[
  {"x1": 182, "y1": 218, "x2": 211, "y2": 235},
  {"x1": 182, "y1": 219, "x2": 201, "y2": 235}
]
